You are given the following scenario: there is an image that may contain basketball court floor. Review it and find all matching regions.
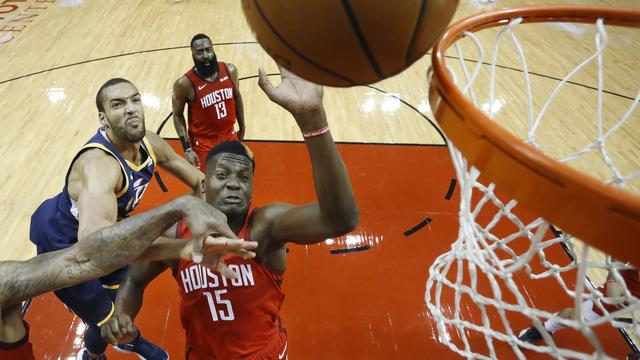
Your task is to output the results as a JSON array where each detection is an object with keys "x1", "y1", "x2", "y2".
[{"x1": 1, "y1": 0, "x2": 638, "y2": 359}]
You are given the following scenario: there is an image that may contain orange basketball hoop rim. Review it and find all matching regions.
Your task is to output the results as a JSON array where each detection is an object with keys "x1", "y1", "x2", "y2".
[{"x1": 428, "y1": 6, "x2": 640, "y2": 266}]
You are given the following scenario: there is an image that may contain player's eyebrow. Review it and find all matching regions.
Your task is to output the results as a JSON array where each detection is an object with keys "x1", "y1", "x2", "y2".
[{"x1": 109, "y1": 92, "x2": 141, "y2": 102}]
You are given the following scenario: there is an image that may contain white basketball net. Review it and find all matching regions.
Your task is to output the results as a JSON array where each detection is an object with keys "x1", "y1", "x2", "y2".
[{"x1": 426, "y1": 16, "x2": 640, "y2": 360}]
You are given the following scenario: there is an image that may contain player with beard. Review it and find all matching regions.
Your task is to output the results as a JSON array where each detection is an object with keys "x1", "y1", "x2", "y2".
[
  {"x1": 103, "y1": 66, "x2": 359, "y2": 359},
  {"x1": 172, "y1": 33, "x2": 246, "y2": 172},
  {"x1": 29, "y1": 78, "x2": 212, "y2": 360}
]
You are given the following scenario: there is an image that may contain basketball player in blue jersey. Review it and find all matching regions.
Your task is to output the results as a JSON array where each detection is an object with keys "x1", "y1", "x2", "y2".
[{"x1": 29, "y1": 78, "x2": 212, "y2": 360}]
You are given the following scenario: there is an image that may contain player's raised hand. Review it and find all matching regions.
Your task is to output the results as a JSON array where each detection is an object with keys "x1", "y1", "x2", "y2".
[{"x1": 258, "y1": 65, "x2": 323, "y2": 117}]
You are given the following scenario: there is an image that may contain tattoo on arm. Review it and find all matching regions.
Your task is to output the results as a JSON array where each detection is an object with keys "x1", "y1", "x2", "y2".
[
  {"x1": 0, "y1": 252, "x2": 88, "y2": 306},
  {"x1": 0, "y1": 198, "x2": 187, "y2": 306}
]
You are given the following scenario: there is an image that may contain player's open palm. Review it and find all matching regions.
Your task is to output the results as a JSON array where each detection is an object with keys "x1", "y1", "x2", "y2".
[{"x1": 258, "y1": 64, "x2": 323, "y2": 116}]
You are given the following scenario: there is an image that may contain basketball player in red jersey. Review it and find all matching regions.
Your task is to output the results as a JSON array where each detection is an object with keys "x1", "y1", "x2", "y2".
[
  {"x1": 518, "y1": 263, "x2": 640, "y2": 346},
  {"x1": 0, "y1": 195, "x2": 258, "y2": 360},
  {"x1": 103, "y1": 65, "x2": 359, "y2": 359},
  {"x1": 173, "y1": 33, "x2": 246, "y2": 172}
]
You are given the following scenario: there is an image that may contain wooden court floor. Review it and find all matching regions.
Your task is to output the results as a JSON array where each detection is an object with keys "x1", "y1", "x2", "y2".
[{"x1": 1, "y1": 0, "x2": 639, "y2": 358}]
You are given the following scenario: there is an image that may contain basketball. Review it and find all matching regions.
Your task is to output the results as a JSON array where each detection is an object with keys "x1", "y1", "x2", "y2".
[{"x1": 241, "y1": 0, "x2": 458, "y2": 87}]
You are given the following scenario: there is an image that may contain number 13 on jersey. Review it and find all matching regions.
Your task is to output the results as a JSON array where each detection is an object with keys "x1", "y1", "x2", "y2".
[{"x1": 215, "y1": 102, "x2": 227, "y2": 119}]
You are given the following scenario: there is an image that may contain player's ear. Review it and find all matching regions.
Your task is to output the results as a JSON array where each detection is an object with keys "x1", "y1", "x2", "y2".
[{"x1": 98, "y1": 112, "x2": 108, "y2": 127}]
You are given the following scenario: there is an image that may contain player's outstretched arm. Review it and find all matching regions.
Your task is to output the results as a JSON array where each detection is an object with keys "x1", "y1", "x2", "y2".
[
  {"x1": 146, "y1": 131, "x2": 205, "y2": 197},
  {"x1": 257, "y1": 65, "x2": 359, "y2": 245},
  {"x1": 0, "y1": 196, "x2": 250, "y2": 306}
]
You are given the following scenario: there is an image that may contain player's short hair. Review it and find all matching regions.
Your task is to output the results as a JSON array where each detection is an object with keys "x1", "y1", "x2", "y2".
[
  {"x1": 206, "y1": 141, "x2": 256, "y2": 173},
  {"x1": 96, "y1": 78, "x2": 134, "y2": 112},
  {"x1": 190, "y1": 33, "x2": 212, "y2": 49}
]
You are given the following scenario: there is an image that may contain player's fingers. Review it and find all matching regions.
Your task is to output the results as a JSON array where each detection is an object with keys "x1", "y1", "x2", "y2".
[
  {"x1": 217, "y1": 261, "x2": 239, "y2": 279},
  {"x1": 212, "y1": 237, "x2": 258, "y2": 250},
  {"x1": 232, "y1": 239, "x2": 258, "y2": 250},
  {"x1": 120, "y1": 317, "x2": 137, "y2": 337},
  {"x1": 203, "y1": 236, "x2": 231, "y2": 246},
  {"x1": 104, "y1": 331, "x2": 117, "y2": 345},
  {"x1": 118, "y1": 315, "x2": 129, "y2": 328},
  {"x1": 224, "y1": 247, "x2": 257, "y2": 259},
  {"x1": 101, "y1": 324, "x2": 117, "y2": 345},
  {"x1": 114, "y1": 320, "x2": 124, "y2": 338},
  {"x1": 126, "y1": 323, "x2": 139, "y2": 339},
  {"x1": 203, "y1": 238, "x2": 258, "y2": 257},
  {"x1": 206, "y1": 222, "x2": 237, "y2": 241},
  {"x1": 212, "y1": 227, "x2": 237, "y2": 241},
  {"x1": 223, "y1": 242, "x2": 257, "y2": 259},
  {"x1": 191, "y1": 235, "x2": 205, "y2": 263},
  {"x1": 108, "y1": 320, "x2": 123, "y2": 341},
  {"x1": 258, "y1": 67, "x2": 276, "y2": 97}
]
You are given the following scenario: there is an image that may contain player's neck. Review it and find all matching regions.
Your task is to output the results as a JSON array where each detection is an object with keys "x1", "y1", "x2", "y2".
[
  {"x1": 194, "y1": 67, "x2": 218, "y2": 82},
  {"x1": 228, "y1": 212, "x2": 248, "y2": 234},
  {"x1": 105, "y1": 130, "x2": 142, "y2": 163}
]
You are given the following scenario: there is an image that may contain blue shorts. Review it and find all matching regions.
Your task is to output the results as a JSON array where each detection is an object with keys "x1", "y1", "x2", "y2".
[
  {"x1": 51, "y1": 266, "x2": 128, "y2": 326},
  {"x1": 34, "y1": 241, "x2": 128, "y2": 327}
]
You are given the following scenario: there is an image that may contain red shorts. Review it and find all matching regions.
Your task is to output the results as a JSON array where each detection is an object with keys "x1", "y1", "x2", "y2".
[
  {"x1": 190, "y1": 130, "x2": 238, "y2": 172},
  {"x1": 0, "y1": 323, "x2": 35, "y2": 360}
]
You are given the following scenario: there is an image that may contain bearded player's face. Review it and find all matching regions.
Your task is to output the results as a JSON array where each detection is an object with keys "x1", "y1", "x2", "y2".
[{"x1": 191, "y1": 38, "x2": 218, "y2": 78}]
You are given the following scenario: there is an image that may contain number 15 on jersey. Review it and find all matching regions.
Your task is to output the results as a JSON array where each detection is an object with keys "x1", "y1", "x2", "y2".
[{"x1": 203, "y1": 290, "x2": 234, "y2": 321}]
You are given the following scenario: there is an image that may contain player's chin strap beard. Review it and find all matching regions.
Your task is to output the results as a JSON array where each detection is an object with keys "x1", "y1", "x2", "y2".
[{"x1": 196, "y1": 61, "x2": 218, "y2": 78}]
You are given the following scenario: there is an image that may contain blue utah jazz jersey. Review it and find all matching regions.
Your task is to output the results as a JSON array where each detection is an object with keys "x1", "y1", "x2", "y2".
[{"x1": 30, "y1": 128, "x2": 156, "y2": 252}]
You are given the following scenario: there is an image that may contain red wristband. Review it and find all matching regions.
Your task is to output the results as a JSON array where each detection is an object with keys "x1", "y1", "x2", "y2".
[{"x1": 302, "y1": 125, "x2": 330, "y2": 138}]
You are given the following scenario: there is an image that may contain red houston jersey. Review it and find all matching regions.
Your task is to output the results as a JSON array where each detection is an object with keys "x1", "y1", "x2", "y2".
[
  {"x1": 0, "y1": 323, "x2": 35, "y2": 360},
  {"x1": 184, "y1": 62, "x2": 237, "y2": 139},
  {"x1": 174, "y1": 207, "x2": 288, "y2": 359}
]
